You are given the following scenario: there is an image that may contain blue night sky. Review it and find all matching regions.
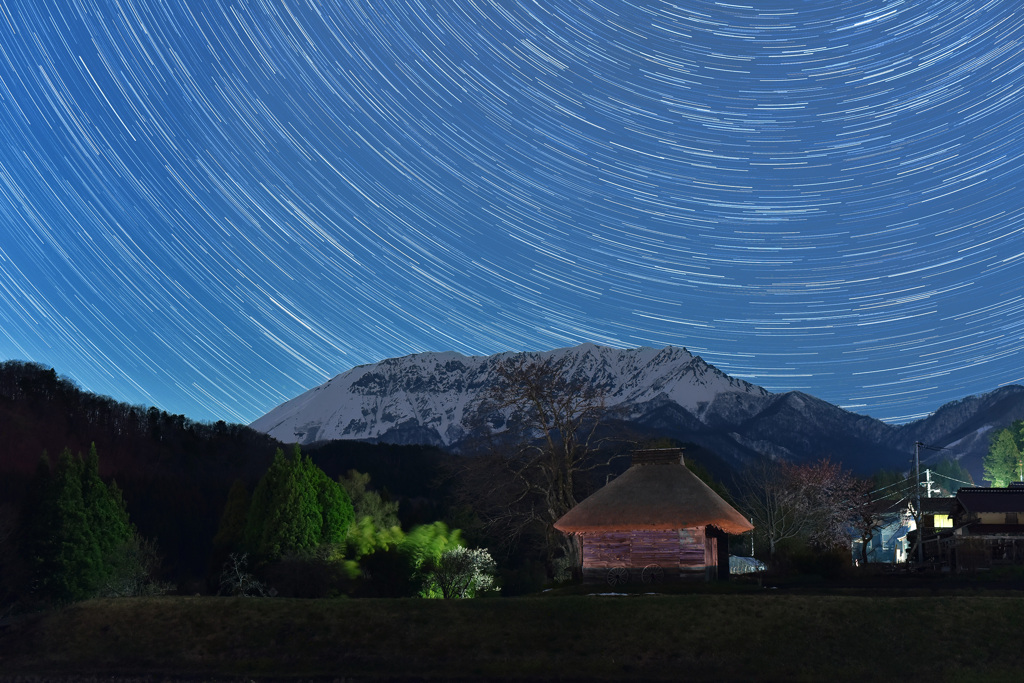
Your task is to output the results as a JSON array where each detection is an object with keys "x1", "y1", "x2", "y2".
[{"x1": 2, "y1": 0, "x2": 1023, "y2": 425}]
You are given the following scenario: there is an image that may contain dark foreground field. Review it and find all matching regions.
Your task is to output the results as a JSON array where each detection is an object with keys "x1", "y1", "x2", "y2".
[{"x1": 1, "y1": 589, "x2": 1021, "y2": 682}]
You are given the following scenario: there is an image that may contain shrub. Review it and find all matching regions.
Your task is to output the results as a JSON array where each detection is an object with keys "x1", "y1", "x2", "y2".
[
  {"x1": 422, "y1": 547, "x2": 498, "y2": 599},
  {"x1": 792, "y1": 548, "x2": 850, "y2": 580},
  {"x1": 351, "y1": 521, "x2": 464, "y2": 597},
  {"x1": 98, "y1": 532, "x2": 174, "y2": 597}
]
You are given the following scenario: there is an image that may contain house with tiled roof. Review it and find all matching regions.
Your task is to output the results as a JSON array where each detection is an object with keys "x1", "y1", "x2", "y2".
[{"x1": 944, "y1": 483, "x2": 1024, "y2": 571}]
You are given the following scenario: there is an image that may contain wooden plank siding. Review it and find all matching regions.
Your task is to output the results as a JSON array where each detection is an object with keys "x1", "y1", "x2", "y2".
[
  {"x1": 580, "y1": 526, "x2": 718, "y2": 582},
  {"x1": 631, "y1": 529, "x2": 688, "y2": 568},
  {"x1": 583, "y1": 531, "x2": 632, "y2": 568},
  {"x1": 678, "y1": 528, "x2": 707, "y2": 568}
]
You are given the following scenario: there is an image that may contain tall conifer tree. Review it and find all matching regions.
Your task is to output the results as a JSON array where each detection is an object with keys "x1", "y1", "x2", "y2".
[
  {"x1": 24, "y1": 445, "x2": 133, "y2": 602},
  {"x1": 213, "y1": 479, "x2": 250, "y2": 552},
  {"x1": 983, "y1": 422, "x2": 1024, "y2": 487},
  {"x1": 82, "y1": 443, "x2": 132, "y2": 571},
  {"x1": 243, "y1": 446, "x2": 353, "y2": 560}
]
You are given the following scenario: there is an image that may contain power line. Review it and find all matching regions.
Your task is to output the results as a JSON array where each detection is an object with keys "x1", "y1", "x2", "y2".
[
  {"x1": 927, "y1": 471, "x2": 975, "y2": 488},
  {"x1": 868, "y1": 486, "x2": 917, "y2": 507},
  {"x1": 868, "y1": 476, "x2": 916, "y2": 496}
]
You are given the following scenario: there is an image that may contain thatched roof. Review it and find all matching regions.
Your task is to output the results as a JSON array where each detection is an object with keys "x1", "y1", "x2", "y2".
[{"x1": 554, "y1": 449, "x2": 754, "y2": 535}]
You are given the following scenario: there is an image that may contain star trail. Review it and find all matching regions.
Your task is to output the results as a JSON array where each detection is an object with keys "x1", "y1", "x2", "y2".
[{"x1": 1, "y1": 0, "x2": 1023, "y2": 425}]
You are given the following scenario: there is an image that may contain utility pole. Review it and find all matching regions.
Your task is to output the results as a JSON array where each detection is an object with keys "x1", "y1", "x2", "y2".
[
  {"x1": 912, "y1": 442, "x2": 949, "y2": 564},
  {"x1": 914, "y1": 441, "x2": 923, "y2": 564}
]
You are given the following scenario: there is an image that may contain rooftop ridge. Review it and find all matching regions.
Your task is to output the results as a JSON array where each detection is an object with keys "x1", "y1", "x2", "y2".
[{"x1": 630, "y1": 448, "x2": 685, "y2": 467}]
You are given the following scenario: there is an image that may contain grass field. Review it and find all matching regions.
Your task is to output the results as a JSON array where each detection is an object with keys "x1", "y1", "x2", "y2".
[{"x1": 1, "y1": 587, "x2": 1022, "y2": 681}]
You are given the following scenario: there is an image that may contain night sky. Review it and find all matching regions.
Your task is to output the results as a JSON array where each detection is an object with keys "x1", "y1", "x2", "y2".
[{"x1": 2, "y1": 0, "x2": 1023, "y2": 425}]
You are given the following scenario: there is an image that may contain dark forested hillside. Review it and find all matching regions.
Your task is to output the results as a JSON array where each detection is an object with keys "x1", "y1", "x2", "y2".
[
  {"x1": 0, "y1": 361, "x2": 460, "y2": 591},
  {"x1": 0, "y1": 361, "x2": 279, "y2": 479},
  {"x1": 0, "y1": 361, "x2": 284, "y2": 586}
]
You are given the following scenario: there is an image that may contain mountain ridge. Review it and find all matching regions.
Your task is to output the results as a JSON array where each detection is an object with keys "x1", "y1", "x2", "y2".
[
  {"x1": 251, "y1": 344, "x2": 770, "y2": 446},
  {"x1": 251, "y1": 344, "x2": 1024, "y2": 481}
]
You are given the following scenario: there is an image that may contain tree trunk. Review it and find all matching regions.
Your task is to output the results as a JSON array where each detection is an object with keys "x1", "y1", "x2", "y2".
[{"x1": 548, "y1": 527, "x2": 582, "y2": 581}]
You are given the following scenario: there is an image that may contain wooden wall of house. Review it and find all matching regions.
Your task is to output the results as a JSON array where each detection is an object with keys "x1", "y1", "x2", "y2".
[
  {"x1": 580, "y1": 526, "x2": 716, "y2": 582},
  {"x1": 583, "y1": 531, "x2": 631, "y2": 569},
  {"x1": 679, "y1": 528, "x2": 710, "y2": 580}
]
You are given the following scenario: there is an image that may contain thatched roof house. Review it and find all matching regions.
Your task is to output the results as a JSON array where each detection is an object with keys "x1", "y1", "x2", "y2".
[{"x1": 554, "y1": 448, "x2": 753, "y2": 584}]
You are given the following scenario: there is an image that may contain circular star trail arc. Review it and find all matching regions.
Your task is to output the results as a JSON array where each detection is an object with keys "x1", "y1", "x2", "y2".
[{"x1": 1, "y1": 0, "x2": 1023, "y2": 424}]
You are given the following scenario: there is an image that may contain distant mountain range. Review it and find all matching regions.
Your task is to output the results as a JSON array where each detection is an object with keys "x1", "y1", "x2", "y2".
[{"x1": 251, "y1": 344, "x2": 1024, "y2": 482}]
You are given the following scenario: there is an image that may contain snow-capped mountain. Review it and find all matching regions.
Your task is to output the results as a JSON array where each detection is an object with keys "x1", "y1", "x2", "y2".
[
  {"x1": 251, "y1": 343, "x2": 770, "y2": 448},
  {"x1": 251, "y1": 344, "x2": 1024, "y2": 481}
]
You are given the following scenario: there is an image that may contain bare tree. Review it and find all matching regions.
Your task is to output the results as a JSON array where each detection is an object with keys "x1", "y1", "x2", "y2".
[
  {"x1": 219, "y1": 553, "x2": 270, "y2": 597},
  {"x1": 460, "y1": 354, "x2": 624, "y2": 580},
  {"x1": 737, "y1": 458, "x2": 870, "y2": 560},
  {"x1": 736, "y1": 458, "x2": 809, "y2": 559}
]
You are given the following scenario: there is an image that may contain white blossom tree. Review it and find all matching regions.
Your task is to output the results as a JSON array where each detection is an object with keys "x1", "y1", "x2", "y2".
[{"x1": 423, "y1": 546, "x2": 497, "y2": 599}]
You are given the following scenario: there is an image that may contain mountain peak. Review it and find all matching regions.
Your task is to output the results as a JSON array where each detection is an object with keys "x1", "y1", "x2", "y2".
[{"x1": 250, "y1": 344, "x2": 768, "y2": 446}]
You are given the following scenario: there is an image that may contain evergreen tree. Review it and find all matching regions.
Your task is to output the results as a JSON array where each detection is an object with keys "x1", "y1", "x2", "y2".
[
  {"x1": 213, "y1": 479, "x2": 250, "y2": 553},
  {"x1": 243, "y1": 446, "x2": 353, "y2": 560},
  {"x1": 23, "y1": 445, "x2": 133, "y2": 602},
  {"x1": 983, "y1": 422, "x2": 1024, "y2": 487},
  {"x1": 82, "y1": 443, "x2": 132, "y2": 572},
  {"x1": 37, "y1": 449, "x2": 94, "y2": 601},
  {"x1": 243, "y1": 450, "x2": 285, "y2": 557},
  {"x1": 317, "y1": 467, "x2": 354, "y2": 546},
  {"x1": 339, "y1": 470, "x2": 400, "y2": 531},
  {"x1": 210, "y1": 478, "x2": 251, "y2": 580},
  {"x1": 930, "y1": 457, "x2": 974, "y2": 494},
  {"x1": 870, "y1": 468, "x2": 913, "y2": 501}
]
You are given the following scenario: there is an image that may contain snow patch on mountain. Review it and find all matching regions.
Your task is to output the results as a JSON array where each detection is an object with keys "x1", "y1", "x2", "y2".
[
  {"x1": 251, "y1": 344, "x2": 771, "y2": 446},
  {"x1": 943, "y1": 425, "x2": 995, "y2": 450}
]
